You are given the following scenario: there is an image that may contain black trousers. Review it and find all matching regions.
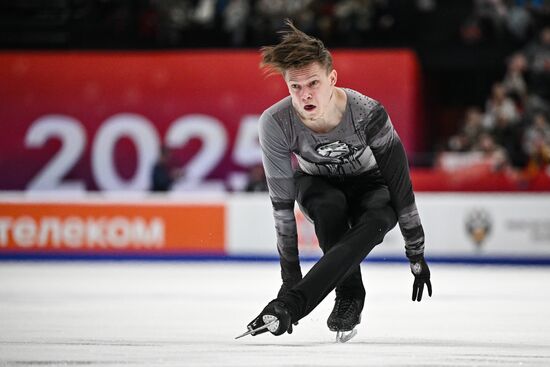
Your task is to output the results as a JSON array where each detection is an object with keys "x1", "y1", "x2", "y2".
[{"x1": 279, "y1": 170, "x2": 398, "y2": 323}]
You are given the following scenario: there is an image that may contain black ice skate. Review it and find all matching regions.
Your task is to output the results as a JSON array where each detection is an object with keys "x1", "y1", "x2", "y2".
[
  {"x1": 235, "y1": 300, "x2": 292, "y2": 339},
  {"x1": 327, "y1": 297, "x2": 363, "y2": 343}
]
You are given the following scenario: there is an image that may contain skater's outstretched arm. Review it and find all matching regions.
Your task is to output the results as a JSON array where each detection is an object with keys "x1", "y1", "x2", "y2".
[
  {"x1": 258, "y1": 110, "x2": 303, "y2": 295},
  {"x1": 363, "y1": 102, "x2": 432, "y2": 301},
  {"x1": 363, "y1": 103, "x2": 424, "y2": 259}
]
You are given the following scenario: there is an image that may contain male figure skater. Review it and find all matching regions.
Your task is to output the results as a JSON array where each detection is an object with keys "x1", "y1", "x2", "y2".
[{"x1": 240, "y1": 20, "x2": 432, "y2": 341}]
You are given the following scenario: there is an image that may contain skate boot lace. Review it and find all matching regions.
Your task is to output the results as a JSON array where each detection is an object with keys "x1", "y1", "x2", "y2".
[{"x1": 336, "y1": 297, "x2": 357, "y2": 319}]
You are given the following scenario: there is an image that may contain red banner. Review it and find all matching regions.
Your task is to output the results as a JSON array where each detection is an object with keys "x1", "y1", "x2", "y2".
[{"x1": 0, "y1": 50, "x2": 422, "y2": 191}]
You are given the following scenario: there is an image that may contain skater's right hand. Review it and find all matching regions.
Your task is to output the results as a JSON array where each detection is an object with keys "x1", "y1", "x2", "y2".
[
  {"x1": 409, "y1": 255, "x2": 432, "y2": 302},
  {"x1": 247, "y1": 301, "x2": 294, "y2": 336}
]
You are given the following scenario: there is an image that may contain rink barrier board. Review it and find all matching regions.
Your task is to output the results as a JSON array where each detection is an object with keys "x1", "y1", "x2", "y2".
[
  {"x1": 226, "y1": 193, "x2": 550, "y2": 259},
  {"x1": 1, "y1": 193, "x2": 550, "y2": 265}
]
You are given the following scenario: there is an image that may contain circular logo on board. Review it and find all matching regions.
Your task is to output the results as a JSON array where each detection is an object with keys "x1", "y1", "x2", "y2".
[{"x1": 465, "y1": 209, "x2": 492, "y2": 248}]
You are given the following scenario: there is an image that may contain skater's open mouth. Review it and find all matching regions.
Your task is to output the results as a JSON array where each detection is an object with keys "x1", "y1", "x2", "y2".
[{"x1": 304, "y1": 104, "x2": 316, "y2": 111}]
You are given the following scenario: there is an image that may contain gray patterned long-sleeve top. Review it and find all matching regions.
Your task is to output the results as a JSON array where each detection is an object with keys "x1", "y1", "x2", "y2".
[{"x1": 258, "y1": 88, "x2": 424, "y2": 282}]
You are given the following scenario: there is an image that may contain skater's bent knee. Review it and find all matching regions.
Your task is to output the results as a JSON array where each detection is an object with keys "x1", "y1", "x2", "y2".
[
  {"x1": 356, "y1": 206, "x2": 397, "y2": 238},
  {"x1": 374, "y1": 207, "x2": 398, "y2": 233},
  {"x1": 308, "y1": 195, "x2": 348, "y2": 220}
]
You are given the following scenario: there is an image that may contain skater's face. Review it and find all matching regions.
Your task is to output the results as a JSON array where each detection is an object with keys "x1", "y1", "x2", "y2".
[{"x1": 284, "y1": 62, "x2": 337, "y2": 121}]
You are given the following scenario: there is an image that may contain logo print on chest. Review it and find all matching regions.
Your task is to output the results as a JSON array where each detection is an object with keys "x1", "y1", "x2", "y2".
[{"x1": 316, "y1": 141, "x2": 351, "y2": 158}]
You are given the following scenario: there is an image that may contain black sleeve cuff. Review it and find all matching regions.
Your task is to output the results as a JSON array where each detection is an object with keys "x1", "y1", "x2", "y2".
[{"x1": 407, "y1": 254, "x2": 425, "y2": 263}]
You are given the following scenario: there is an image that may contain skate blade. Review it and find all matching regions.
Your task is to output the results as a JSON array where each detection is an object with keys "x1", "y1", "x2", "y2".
[
  {"x1": 335, "y1": 329, "x2": 357, "y2": 343},
  {"x1": 234, "y1": 319, "x2": 278, "y2": 339}
]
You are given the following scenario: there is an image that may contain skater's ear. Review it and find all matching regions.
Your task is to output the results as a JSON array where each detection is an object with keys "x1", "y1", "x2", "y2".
[{"x1": 328, "y1": 69, "x2": 337, "y2": 86}]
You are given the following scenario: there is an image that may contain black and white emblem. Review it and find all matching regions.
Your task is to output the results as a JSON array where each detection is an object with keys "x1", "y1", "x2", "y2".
[{"x1": 316, "y1": 141, "x2": 351, "y2": 159}]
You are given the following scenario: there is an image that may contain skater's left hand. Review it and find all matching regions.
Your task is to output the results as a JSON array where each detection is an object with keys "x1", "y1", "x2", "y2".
[{"x1": 409, "y1": 255, "x2": 432, "y2": 302}]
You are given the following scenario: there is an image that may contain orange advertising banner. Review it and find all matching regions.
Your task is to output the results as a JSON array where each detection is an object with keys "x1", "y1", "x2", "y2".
[{"x1": 0, "y1": 202, "x2": 224, "y2": 254}]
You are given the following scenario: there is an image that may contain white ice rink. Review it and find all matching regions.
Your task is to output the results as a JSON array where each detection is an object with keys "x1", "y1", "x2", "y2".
[{"x1": 1, "y1": 261, "x2": 550, "y2": 366}]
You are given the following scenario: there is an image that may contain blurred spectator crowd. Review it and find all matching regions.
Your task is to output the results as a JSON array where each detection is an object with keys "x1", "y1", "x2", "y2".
[
  {"x1": 1, "y1": 0, "x2": 548, "y2": 49},
  {"x1": 438, "y1": 22, "x2": 550, "y2": 188}
]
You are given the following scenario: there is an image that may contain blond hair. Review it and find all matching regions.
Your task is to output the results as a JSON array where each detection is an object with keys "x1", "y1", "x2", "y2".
[{"x1": 260, "y1": 19, "x2": 333, "y2": 75}]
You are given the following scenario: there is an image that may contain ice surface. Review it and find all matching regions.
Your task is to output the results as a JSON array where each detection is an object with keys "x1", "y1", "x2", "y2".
[{"x1": 1, "y1": 261, "x2": 549, "y2": 366}]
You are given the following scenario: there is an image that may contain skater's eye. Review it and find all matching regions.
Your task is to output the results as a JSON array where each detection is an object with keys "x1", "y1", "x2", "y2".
[
  {"x1": 291, "y1": 84, "x2": 301, "y2": 90},
  {"x1": 309, "y1": 80, "x2": 319, "y2": 87}
]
